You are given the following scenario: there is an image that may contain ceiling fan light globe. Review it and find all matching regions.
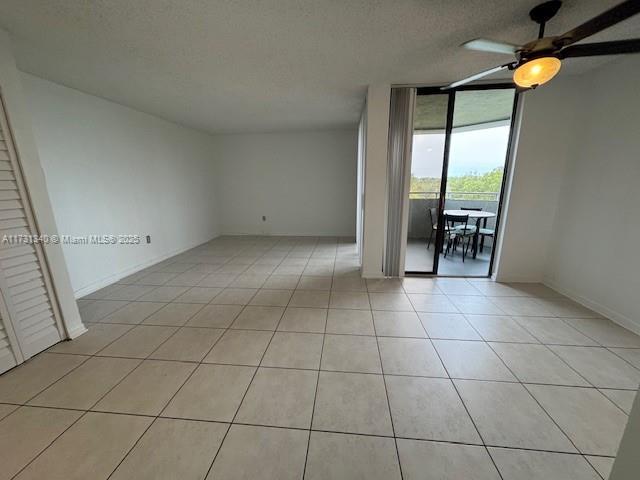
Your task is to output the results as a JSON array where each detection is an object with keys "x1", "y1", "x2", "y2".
[{"x1": 513, "y1": 57, "x2": 562, "y2": 88}]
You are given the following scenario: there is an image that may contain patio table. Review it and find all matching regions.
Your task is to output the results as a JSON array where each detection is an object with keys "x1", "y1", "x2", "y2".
[{"x1": 443, "y1": 209, "x2": 496, "y2": 259}]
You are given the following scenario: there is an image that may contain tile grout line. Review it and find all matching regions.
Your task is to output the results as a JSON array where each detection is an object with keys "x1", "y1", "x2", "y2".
[
  {"x1": 85, "y1": 270, "x2": 640, "y2": 446},
  {"x1": 442, "y1": 287, "x2": 602, "y2": 474},
  {"x1": 421, "y1": 286, "x2": 505, "y2": 480},
  {"x1": 63, "y1": 301, "x2": 220, "y2": 478},
  {"x1": 0, "y1": 400, "x2": 621, "y2": 458},
  {"x1": 55, "y1": 320, "x2": 640, "y2": 353},
  {"x1": 583, "y1": 456, "x2": 608, "y2": 480},
  {"x1": 11, "y1": 275, "x2": 247, "y2": 479},
  {"x1": 10, "y1": 350, "x2": 152, "y2": 479},
  {"x1": 102, "y1": 294, "x2": 244, "y2": 480},
  {"x1": 301, "y1": 297, "x2": 327, "y2": 480},
  {"x1": 6, "y1": 239, "x2": 636, "y2": 478},
  {"x1": 605, "y1": 345, "x2": 640, "y2": 372},
  {"x1": 202, "y1": 244, "x2": 312, "y2": 480},
  {"x1": 506, "y1": 313, "x2": 639, "y2": 414},
  {"x1": 88, "y1": 239, "x2": 306, "y2": 477},
  {"x1": 40, "y1": 348, "x2": 640, "y2": 393},
  {"x1": 518, "y1": 381, "x2": 613, "y2": 478},
  {"x1": 369, "y1": 287, "x2": 405, "y2": 480}
]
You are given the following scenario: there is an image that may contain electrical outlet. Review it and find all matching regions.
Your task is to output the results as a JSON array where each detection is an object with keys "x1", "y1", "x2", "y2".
[
  {"x1": 146, "y1": 235, "x2": 151, "y2": 244},
  {"x1": 262, "y1": 216, "x2": 266, "y2": 221}
]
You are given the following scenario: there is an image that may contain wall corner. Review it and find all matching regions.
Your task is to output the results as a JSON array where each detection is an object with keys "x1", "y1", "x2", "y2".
[{"x1": 0, "y1": 28, "x2": 85, "y2": 339}]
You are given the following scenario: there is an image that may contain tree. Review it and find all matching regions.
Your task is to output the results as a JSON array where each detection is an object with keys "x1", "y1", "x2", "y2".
[{"x1": 410, "y1": 167, "x2": 503, "y2": 200}]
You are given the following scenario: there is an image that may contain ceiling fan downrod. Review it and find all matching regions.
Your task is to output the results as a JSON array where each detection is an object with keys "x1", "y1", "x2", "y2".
[{"x1": 529, "y1": 0, "x2": 563, "y2": 38}]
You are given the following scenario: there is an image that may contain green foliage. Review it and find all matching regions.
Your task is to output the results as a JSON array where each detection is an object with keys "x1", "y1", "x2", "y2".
[{"x1": 410, "y1": 167, "x2": 503, "y2": 200}]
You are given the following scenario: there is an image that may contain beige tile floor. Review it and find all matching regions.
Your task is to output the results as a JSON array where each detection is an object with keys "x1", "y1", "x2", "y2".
[{"x1": 0, "y1": 235, "x2": 639, "y2": 479}]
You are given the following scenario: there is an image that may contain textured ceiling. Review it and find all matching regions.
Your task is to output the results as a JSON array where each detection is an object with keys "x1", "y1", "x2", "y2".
[
  {"x1": 0, "y1": 0, "x2": 638, "y2": 133},
  {"x1": 415, "y1": 89, "x2": 516, "y2": 130}
]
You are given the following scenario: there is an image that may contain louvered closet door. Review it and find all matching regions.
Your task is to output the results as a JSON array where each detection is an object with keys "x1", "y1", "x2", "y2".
[
  {"x1": 0, "y1": 294, "x2": 22, "y2": 373},
  {"x1": 0, "y1": 93, "x2": 63, "y2": 373}
]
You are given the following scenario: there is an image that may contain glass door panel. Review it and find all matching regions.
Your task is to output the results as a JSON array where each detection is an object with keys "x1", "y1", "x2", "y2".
[
  {"x1": 440, "y1": 88, "x2": 516, "y2": 276},
  {"x1": 404, "y1": 93, "x2": 449, "y2": 273}
]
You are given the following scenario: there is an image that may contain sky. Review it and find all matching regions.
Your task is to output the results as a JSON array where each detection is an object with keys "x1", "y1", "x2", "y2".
[{"x1": 411, "y1": 124, "x2": 511, "y2": 178}]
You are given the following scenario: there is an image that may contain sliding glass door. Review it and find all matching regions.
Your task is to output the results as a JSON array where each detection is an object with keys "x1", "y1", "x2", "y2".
[
  {"x1": 404, "y1": 86, "x2": 517, "y2": 277},
  {"x1": 404, "y1": 93, "x2": 450, "y2": 274}
]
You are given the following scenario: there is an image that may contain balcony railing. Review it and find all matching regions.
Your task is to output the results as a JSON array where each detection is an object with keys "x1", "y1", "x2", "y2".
[
  {"x1": 407, "y1": 191, "x2": 500, "y2": 239},
  {"x1": 409, "y1": 191, "x2": 500, "y2": 201}
]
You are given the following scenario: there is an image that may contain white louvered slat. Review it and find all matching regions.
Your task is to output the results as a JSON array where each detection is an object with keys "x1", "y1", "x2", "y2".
[
  {"x1": 0, "y1": 93, "x2": 62, "y2": 370},
  {"x1": 0, "y1": 171, "x2": 15, "y2": 181},
  {"x1": 0, "y1": 244, "x2": 32, "y2": 259},
  {"x1": 17, "y1": 303, "x2": 51, "y2": 328},
  {"x1": 6, "y1": 269, "x2": 42, "y2": 288},
  {"x1": 0, "y1": 218, "x2": 28, "y2": 230},
  {"x1": 20, "y1": 306, "x2": 54, "y2": 330},
  {"x1": 14, "y1": 295, "x2": 49, "y2": 318},
  {"x1": 19, "y1": 324, "x2": 59, "y2": 357},
  {"x1": 10, "y1": 278, "x2": 45, "y2": 296},
  {"x1": 0, "y1": 190, "x2": 19, "y2": 201},
  {"x1": 0, "y1": 226, "x2": 30, "y2": 239},
  {"x1": 14, "y1": 287, "x2": 49, "y2": 311},
  {"x1": 0, "y1": 199, "x2": 22, "y2": 211},
  {"x1": 21, "y1": 322, "x2": 56, "y2": 343},
  {"x1": 4, "y1": 256, "x2": 40, "y2": 277},
  {"x1": 0, "y1": 208, "x2": 25, "y2": 220},
  {"x1": 0, "y1": 311, "x2": 18, "y2": 374},
  {"x1": 19, "y1": 307, "x2": 53, "y2": 328},
  {"x1": 2, "y1": 251, "x2": 38, "y2": 268},
  {"x1": 12, "y1": 283, "x2": 48, "y2": 303}
]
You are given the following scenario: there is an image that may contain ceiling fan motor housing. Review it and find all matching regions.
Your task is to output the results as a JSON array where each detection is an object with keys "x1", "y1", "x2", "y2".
[
  {"x1": 529, "y1": 0, "x2": 563, "y2": 26},
  {"x1": 518, "y1": 36, "x2": 561, "y2": 62}
]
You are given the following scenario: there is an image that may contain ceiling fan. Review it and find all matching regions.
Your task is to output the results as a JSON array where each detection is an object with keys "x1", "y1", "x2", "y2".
[{"x1": 444, "y1": 0, "x2": 640, "y2": 90}]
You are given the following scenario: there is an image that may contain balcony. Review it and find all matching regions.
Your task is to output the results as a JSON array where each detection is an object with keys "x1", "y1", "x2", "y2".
[{"x1": 406, "y1": 191, "x2": 499, "y2": 276}]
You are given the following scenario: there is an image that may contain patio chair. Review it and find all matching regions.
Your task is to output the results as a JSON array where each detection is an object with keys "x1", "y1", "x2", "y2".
[
  {"x1": 427, "y1": 207, "x2": 453, "y2": 250},
  {"x1": 426, "y1": 207, "x2": 438, "y2": 249},
  {"x1": 461, "y1": 207, "x2": 493, "y2": 253},
  {"x1": 444, "y1": 214, "x2": 473, "y2": 261},
  {"x1": 459, "y1": 207, "x2": 480, "y2": 234}
]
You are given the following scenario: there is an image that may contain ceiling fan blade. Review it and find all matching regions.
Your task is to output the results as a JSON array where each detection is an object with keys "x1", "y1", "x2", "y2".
[
  {"x1": 556, "y1": 0, "x2": 640, "y2": 47},
  {"x1": 559, "y1": 38, "x2": 640, "y2": 58},
  {"x1": 441, "y1": 63, "x2": 513, "y2": 90},
  {"x1": 462, "y1": 38, "x2": 519, "y2": 55}
]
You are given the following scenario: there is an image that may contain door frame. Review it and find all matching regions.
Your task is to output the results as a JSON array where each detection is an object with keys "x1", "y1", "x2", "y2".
[
  {"x1": 0, "y1": 91, "x2": 65, "y2": 361},
  {"x1": 404, "y1": 83, "x2": 520, "y2": 277},
  {"x1": 356, "y1": 103, "x2": 367, "y2": 264}
]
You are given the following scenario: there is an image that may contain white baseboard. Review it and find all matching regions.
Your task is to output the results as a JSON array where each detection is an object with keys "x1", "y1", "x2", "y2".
[
  {"x1": 494, "y1": 273, "x2": 544, "y2": 283},
  {"x1": 361, "y1": 269, "x2": 384, "y2": 279},
  {"x1": 66, "y1": 323, "x2": 88, "y2": 339},
  {"x1": 219, "y1": 231, "x2": 356, "y2": 238},
  {"x1": 543, "y1": 278, "x2": 640, "y2": 337},
  {"x1": 73, "y1": 234, "x2": 220, "y2": 299}
]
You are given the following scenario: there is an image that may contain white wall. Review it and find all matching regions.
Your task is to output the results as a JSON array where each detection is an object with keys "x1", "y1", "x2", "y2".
[
  {"x1": 544, "y1": 56, "x2": 640, "y2": 333},
  {"x1": 22, "y1": 73, "x2": 220, "y2": 297},
  {"x1": 361, "y1": 84, "x2": 390, "y2": 278},
  {"x1": 214, "y1": 130, "x2": 357, "y2": 236},
  {"x1": 494, "y1": 77, "x2": 581, "y2": 282},
  {"x1": 610, "y1": 386, "x2": 640, "y2": 479},
  {"x1": 495, "y1": 55, "x2": 640, "y2": 332}
]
